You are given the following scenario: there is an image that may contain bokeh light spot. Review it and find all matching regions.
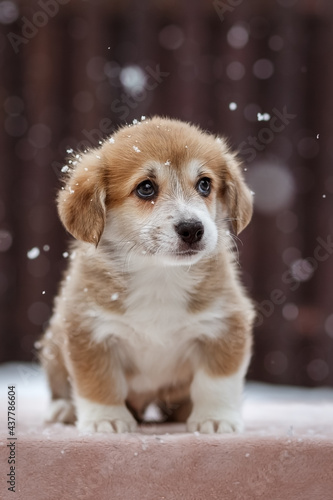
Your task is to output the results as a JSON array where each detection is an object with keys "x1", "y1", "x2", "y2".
[
  {"x1": 253, "y1": 59, "x2": 274, "y2": 79},
  {"x1": 159, "y1": 25, "x2": 184, "y2": 50},
  {"x1": 226, "y1": 61, "x2": 245, "y2": 81},
  {"x1": 120, "y1": 65, "x2": 146, "y2": 94},
  {"x1": 227, "y1": 24, "x2": 249, "y2": 49},
  {"x1": 0, "y1": 229, "x2": 12, "y2": 252},
  {"x1": 282, "y1": 303, "x2": 299, "y2": 321},
  {"x1": 0, "y1": 1, "x2": 19, "y2": 24},
  {"x1": 290, "y1": 259, "x2": 315, "y2": 282},
  {"x1": 247, "y1": 163, "x2": 295, "y2": 214}
]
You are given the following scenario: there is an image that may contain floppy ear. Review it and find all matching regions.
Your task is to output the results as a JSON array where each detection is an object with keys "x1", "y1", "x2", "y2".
[
  {"x1": 221, "y1": 151, "x2": 253, "y2": 235},
  {"x1": 57, "y1": 151, "x2": 106, "y2": 245}
]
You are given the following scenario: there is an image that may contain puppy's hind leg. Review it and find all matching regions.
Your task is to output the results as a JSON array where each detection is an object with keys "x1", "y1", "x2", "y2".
[{"x1": 39, "y1": 330, "x2": 76, "y2": 424}]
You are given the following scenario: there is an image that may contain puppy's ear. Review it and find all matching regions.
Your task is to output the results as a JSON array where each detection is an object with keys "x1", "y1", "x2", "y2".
[
  {"x1": 57, "y1": 152, "x2": 106, "y2": 245},
  {"x1": 221, "y1": 149, "x2": 253, "y2": 235}
]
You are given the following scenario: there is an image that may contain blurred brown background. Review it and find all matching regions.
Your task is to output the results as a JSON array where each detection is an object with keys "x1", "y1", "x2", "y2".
[{"x1": 0, "y1": 0, "x2": 332, "y2": 386}]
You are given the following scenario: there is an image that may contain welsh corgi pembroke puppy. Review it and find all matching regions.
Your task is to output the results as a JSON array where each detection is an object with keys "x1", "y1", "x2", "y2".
[{"x1": 40, "y1": 116, "x2": 255, "y2": 434}]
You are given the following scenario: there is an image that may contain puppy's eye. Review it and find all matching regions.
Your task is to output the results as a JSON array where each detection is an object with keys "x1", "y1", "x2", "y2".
[
  {"x1": 196, "y1": 177, "x2": 211, "y2": 197},
  {"x1": 136, "y1": 180, "x2": 156, "y2": 199}
]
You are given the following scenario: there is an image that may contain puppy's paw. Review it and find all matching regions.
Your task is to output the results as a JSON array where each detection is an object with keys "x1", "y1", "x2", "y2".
[
  {"x1": 76, "y1": 399, "x2": 137, "y2": 433},
  {"x1": 78, "y1": 416, "x2": 137, "y2": 433},
  {"x1": 46, "y1": 398, "x2": 76, "y2": 424},
  {"x1": 187, "y1": 410, "x2": 243, "y2": 434}
]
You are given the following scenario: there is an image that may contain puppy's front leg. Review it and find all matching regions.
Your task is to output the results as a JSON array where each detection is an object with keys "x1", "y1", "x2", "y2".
[
  {"x1": 188, "y1": 318, "x2": 252, "y2": 434},
  {"x1": 187, "y1": 367, "x2": 246, "y2": 434},
  {"x1": 67, "y1": 333, "x2": 137, "y2": 433}
]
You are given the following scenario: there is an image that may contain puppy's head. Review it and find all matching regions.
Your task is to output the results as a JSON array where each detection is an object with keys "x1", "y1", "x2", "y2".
[{"x1": 58, "y1": 117, "x2": 252, "y2": 265}]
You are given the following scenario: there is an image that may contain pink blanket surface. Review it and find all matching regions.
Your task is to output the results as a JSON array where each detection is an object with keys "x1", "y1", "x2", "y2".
[{"x1": 1, "y1": 363, "x2": 333, "y2": 500}]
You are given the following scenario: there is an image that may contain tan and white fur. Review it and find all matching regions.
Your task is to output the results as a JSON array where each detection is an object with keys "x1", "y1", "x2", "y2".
[{"x1": 40, "y1": 116, "x2": 255, "y2": 434}]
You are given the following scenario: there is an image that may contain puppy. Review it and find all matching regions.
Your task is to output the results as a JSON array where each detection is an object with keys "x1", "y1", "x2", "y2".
[{"x1": 40, "y1": 116, "x2": 255, "y2": 434}]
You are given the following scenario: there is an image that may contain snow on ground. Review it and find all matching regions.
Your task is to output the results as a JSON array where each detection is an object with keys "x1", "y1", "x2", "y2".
[{"x1": 1, "y1": 363, "x2": 333, "y2": 436}]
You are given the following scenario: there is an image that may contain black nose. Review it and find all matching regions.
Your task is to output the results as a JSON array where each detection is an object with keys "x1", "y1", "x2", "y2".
[{"x1": 175, "y1": 220, "x2": 204, "y2": 244}]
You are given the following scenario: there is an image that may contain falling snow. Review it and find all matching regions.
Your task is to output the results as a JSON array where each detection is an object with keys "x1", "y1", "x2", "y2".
[
  {"x1": 257, "y1": 112, "x2": 271, "y2": 121},
  {"x1": 27, "y1": 247, "x2": 40, "y2": 260},
  {"x1": 133, "y1": 146, "x2": 141, "y2": 152}
]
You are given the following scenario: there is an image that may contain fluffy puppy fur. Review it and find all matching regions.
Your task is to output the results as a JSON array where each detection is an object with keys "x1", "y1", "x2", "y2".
[{"x1": 40, "y1": 116, "x2": 255, "y2": 434}]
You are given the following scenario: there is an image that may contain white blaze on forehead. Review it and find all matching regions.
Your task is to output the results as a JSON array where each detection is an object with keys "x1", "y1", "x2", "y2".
[
  {"x1": 186, "y1": 159, "x2": 207, "y2": 182},
  {"x1": 139, "y1": 158, "x2": 205, "y2": 182}
]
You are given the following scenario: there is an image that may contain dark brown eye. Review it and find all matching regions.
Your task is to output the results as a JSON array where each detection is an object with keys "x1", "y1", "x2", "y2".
[
  {"x1": 196, "y1": 177, "x2": 211, "y2": 197},
  {"x1": 136, "y1": 180, "x2": 156, "y2": 199}
]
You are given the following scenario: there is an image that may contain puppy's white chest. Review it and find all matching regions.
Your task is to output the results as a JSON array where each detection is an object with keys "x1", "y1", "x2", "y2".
[
  {"x1": 90, "y1": 266, "x2": 223, "y2": 392},
  {"x1": 123, "y1": 267, "x2": 194, "y2": 338},
  {"x1": 91, "y1": 269, "x2": 197, "y2": 387}
]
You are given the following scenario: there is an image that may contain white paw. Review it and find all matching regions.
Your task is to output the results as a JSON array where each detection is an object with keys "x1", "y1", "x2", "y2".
[
  {"x1": 75, "y1": 398, "x2": 137, "y2": 433},
  {"x1": 187, "y1": 410, "x2": 243, "y2": 434},
  {"x1": 46, "y1": 399, "x2": 76, "y2": 424},
  {"x1": 78, "y1": 417, "x2": 137, "y2": 433}
]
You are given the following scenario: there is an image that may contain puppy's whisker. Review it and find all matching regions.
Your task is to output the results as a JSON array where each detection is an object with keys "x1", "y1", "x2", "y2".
[{"x1": 222, "y1": 232, "x2": 240, "y2": 266}]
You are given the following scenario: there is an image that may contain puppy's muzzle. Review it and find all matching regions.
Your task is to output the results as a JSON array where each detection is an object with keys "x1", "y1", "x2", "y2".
[{"x1": 175, "y1": 220, "x2": 204, "y2": 245}]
